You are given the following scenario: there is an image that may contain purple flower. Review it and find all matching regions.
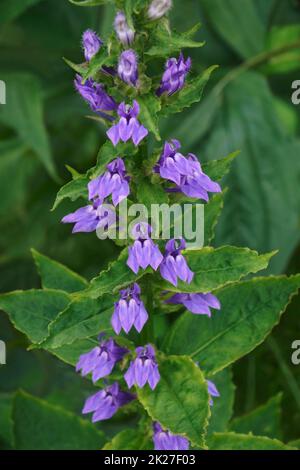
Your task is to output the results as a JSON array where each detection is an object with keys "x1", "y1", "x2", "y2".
[
  {"x1": 82, "y1": 382, "x2": 134, "y2": 422},
  {"x1": 127, "y1": 223, "x2": 163, "y2": 274},
  {"x1": 61, "y1": 199, "x2": 116, "y2": 234},
  {"x1": 157, "y1": 53, "x2": 191, "y2": 97},
  {"x1": 160, "y1": 238, "x2": 194, "y2": 286},
  {"x1": 207, "y1": 380, "x2": 220, "y2": 406},
  {"x1": 148, "y1": 0, "x2": 172, "y2": 20},
  {"x1": 107, "y1": 100, "x2": 148, "y2": 147},
  {"x1": 88, "y1": 158, "x2": 130, "y2": 206},
  {"x1": 82, "y1": 29, "x2": 102, "y2": 61},
  {"x1": 118, "y1": 50, "x2": 138, "y2": 87},
  {"x1": 153, "y1": 422, "x2": 189, "y2": 450},
  {"x1": 114, "y1": 11, "x2": 135, "y2": 46},
  {"x1": 166, "y1": 292, "x2": 221, "y2": 316},
  {"x1": 76, "y1": 337, "x2": 128, "y2": 383},
  {"x1": 74, "y1": 74, "x2": 117, "y2": 117},
  {"x1": 125, "y1": 345, "x2": 160, "y2": 390},
  {"x1": 112, "y1": 283, "x2": 149, "y2": 335},
  {"x1": 154, "y1": 139, "x2": 221, "y2": 201}
]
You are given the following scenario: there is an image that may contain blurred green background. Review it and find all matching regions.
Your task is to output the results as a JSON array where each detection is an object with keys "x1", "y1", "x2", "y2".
[{"x1": 0, "y1": 0, "x2": 300, "y2": 448}]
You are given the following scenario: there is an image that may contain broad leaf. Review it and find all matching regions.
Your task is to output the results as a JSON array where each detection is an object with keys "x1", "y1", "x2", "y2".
[
  {"x1": 207, "y1": 432, "x2": 294, "y2": 450},
  {"x1": 138, "y1": 95, "x2": 161, "y2": 141},
  {"x1": 155, "y1": 246, "x2": 275, "y2": 293},
  {"x1": 202, "y1": 151, "x2": 239, "y2": 182},
  {"x1": 137, "y1": 355, "x2": 210, "y2": 448},
  {"x1": 32, "y1": 249, "x2": 88, "y2": 293},
  {"x1": 0, "y1": 290, "x2": 70, "y2": 344},
  {"x1": 103, "y1": 429, "x2": 152, "y2": 450},
  {"x1": 52, "y1": 175, "x2": 89, "y2": 211},
  {"x1": 204, "y1": 192, "x2": 225, "y2": 245},
  {"x1": 12, "y1": 391, "x2": 105, "y2": 450},
  {"x1": 207, "y1": 368, "x2": 235, "y2": 435},
  {"x1": 0, "y1": 395, "x2": 14, "y2": 449},
  {"x1": 164, "y1": 276, "x2": 300, "y2": 375}
]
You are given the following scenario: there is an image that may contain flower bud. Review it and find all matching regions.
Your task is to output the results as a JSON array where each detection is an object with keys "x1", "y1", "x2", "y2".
[
  {"x1": 148, "y1": 0, "x2": 172, "y2": 20},
  {"x1": 114, "y1": 11, "x2": 135, "y2": 46}
]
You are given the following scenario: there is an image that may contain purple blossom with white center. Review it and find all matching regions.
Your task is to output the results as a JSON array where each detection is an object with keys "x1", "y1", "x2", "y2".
[
  {"x1": 153, "y1": 422, "x2": 189, "y2": 450},
  {"x1": 114, "y1": 11, "x2": 135, "y2": 46},
  {"x1": 74, "y1": 74, "x2": 117, "y2": 118},
  {"x1": 88, "y1": 158, "x2": 130, "y2": 207},
  {"x1": 112, "y1": 283, "x2": 149, "y2": 335},
  {"x1": 166, "y1": 292, "x2": 221, "y2": 316},
  {"x1": 82, "y1": 382, "x2": 135, "y2": 423},
  {"x1": 160, "y1": 238, "x2": 194, "y2": 287},
  {"x1": 107, "y1": 100, "x2": 148, "y2": 147},
  {"x1": 124, "y1": 344, "x2": 160, "y2": 390},
  {"x1": 207, "y1": 380, "x2": 220, "y2": 406},
  {"x1": 127, "y1": 223, "x2": 163, "y2": 274},
  {"x1": 154, "y1": 139, "x2": 221, "y2": 201},
  {"x1": 157, "y1": 53, "x2": 191, "y2": 97},
  {"x1": 118, "y1": 50, "x2": 138, "y2": 87},
  {"x1": 76, "y1": 337, "x2": 128, "y2": 383},
  {"x1": 82, "y1": 29, "x2": 103, "y2": 61},
  {"x1": 148, "y1": 0, "x2": 173, "y2": 20},
  {"x1": 61, "y1": 199, "x2": 116, "y2": 234}
]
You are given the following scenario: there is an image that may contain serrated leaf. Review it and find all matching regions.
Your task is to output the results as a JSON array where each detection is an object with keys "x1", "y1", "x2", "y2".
[
  {"x1": 229, "y1": 393, "x2": 283, "y2": 439},
  {"x1": 103, "y1": 429, "x2": 152, "y2": 450},
  {"x1": 90, "y1": 141, "x2": 137, "y2": 178},
  {"x1": 0, "y1": 290, "x2": 70, "y2": 344},
  {"x1": 154, "y1": 246, "x2": 275, "y2": 293},
  {"x1": 164, "y1": 275, "x2": 300, "y2": 375},
  {"x1": 41, "y1": 295, "x2": 113, "y2": 349},
  {"x1": 207, "y1": 368, "x2": 235, "y2": 435},
  {"x1": 82, "y1": 46, "x2": 117, "y2": 81},
  {"x1": 160, "y1": 65, "x2": 217, "y2": 116},
  {"x1": 48, "y1": 338, "x2": 98, "y2": 366},
  {"x1": 202, "y1": 151, "x2": 239, "y2": 182},
  {"x1": 52, "y1": 175, "x2": 89, "y2": 211},
  {"x1": 32, "y1": 249, "x2": 88, "y2": 293},
  {"x1": 138, "y1": 95, "x2": 161, "y2": 141},
  {"x1": 207, "y1": 432, "x2": 294, "y2": 450},
  {"x1": 13, "y1": 391, "x2": 105, "y2": 450},
  {"x1": 146, "y1": 24, "x2": 204, "y2": 58},
  {"x1": 137, "y1": 355, "x2": 210, "y2": 448}
]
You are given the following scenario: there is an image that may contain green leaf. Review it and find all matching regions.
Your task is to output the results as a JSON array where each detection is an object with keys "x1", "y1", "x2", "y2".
[
  {"x1": 202, "y1": 151, "x2": 239, "y2": 182},
  {"x1": 207, "y1": 368, "x2": 235, "y2": 435},
  {"x1": 136, "y1": 178, "x2": 169, "y2": 213},
  {"x1": 155, "y1": 246, "x2": 275, "y2": 294},
  {"x1": 12, "y1": 391, "x2": 105, "y2": 450},
  {"x1": 0, "y1": 290, "x2": 70, "y2": 344},
  {"x1": 48, "y1": 338, "x2": 98, "y2": 366},
  {"x1": 229, "y1": 393, "x2": 282, "y2": 439},
  {"x1": 32, "y1": 249, "x2": 88, "y2": 293},
  {"x1": 0, "y1": 395, "x2": 14, "y2": 449},
  {"x1": 207, "y1": 432, "x2": 294, "y2": 450},
  {"x1": 288, "y1": 439, "x2": 300, "y2": 449},
  {"x1": 146, "y1": 24, "x2": 204, "y2": 58},
  {"x1": 52, "y1": 175, "x2": 89, "y2": 211},
  {"x1": 90, "y1": 141, "x2": 138, "y2": 178},
  {"x1": 160, "y1": 65, "x2": 217, "y2": 116},
  {"x1": 138, "y1": 95, "x2": 161, "y2": 141},
  {"x1": 103, "y1": 429, "x2": 152, "y2": 450},
  {"x1": 69, "y1": 0, "x2": 112, "y2": 6},
  {"x1": 137, "y1": 355, "x2": 210, "y2": 448},
  {"x1": 41, "y1": 295, "x2": 113, "y2": 349},
  {"x1": 204, "y1": 191, "x2": 225, "y2": 245},
  {"x1": 0, "y1": 73, "x2": 58, "y2": 180},
  {"x1": 264, "y1": 25, "x2": 300, "y2": 74},
  {"x1": 0, "y1": 0, "x2": 44, "y2": 26},
  {"x1": 164, "y1": 275, "x2": 300, "y2": 375},
  {"x1": 82, "y1": 46, "x2": 117, "y2": 81},
  {"x1": 82, "y1": 248, "x2": 148, "y2": 299},
  {"x1": 200, "y1": 0, "x2": 265, "y2": 59}
]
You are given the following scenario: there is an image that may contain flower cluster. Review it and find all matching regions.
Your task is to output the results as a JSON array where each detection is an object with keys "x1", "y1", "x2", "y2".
[{"x1": 64, "y1": 8, "x2": 222, "y2": 450}]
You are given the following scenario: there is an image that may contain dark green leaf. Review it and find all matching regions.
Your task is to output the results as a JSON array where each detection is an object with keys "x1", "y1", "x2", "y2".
[{"x1": 207, "y1": 432, "x2": 294, "y2": 450}]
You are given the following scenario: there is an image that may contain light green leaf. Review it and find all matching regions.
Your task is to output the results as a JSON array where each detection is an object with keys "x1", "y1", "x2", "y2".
[
  {"x1": 103, "y1": 429, "x2": 152, "y2": 450},
  {"x1": 0, "y1": 73, "x2": 57, "y2": 180},
  {"x1": 137, "y1": 355, "x2": 210, "y2": 448},
  {"x1": 12, "y1": 391, "x2": 105, "y2": 450},
  {"x1": 264, "y1": 25, "x2": 300, "y2": 74},
  {"x1": 160, "y1": 65, "x2": 217, "y2": 116},
  {"x1": 164, "y1": 275, "x2": 300, "y2": 375},
  {"x1": 155, "y1": 246, "x2": 275, "y2": 293},
  {"x1": 138, "y1": 95, "x2": 161, "y2": 141},
  {"x1": 200, "y1": 0, "x2": 265, "y2": 59},
  {"x1": 41, "y1": 295, "x2": 113, "y2": 349},
  {"x1": 230, "y1": 393, "x2": 282, "y2": 439},
  {"x1": 32, "y1": 249, "x2": 88, "y2": 293},
  {"x1": 207, "y1": 368, "x2": 235, "y2": 435},
  {"x1": 202, "y1": 151, "x2": 239, "y2": 182},
  {"x1": 52, "y1": 175, "x2": 89, "y2": 211},
  {"x1": 146, "y1": 24, "x2": 204, "y2": 57},
  {"x1": 0, "y1": 290, "x2": 70, "y2": 344},
  {"x1": 207, "y1": 432, "x2": 294, "y2": 450}
]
